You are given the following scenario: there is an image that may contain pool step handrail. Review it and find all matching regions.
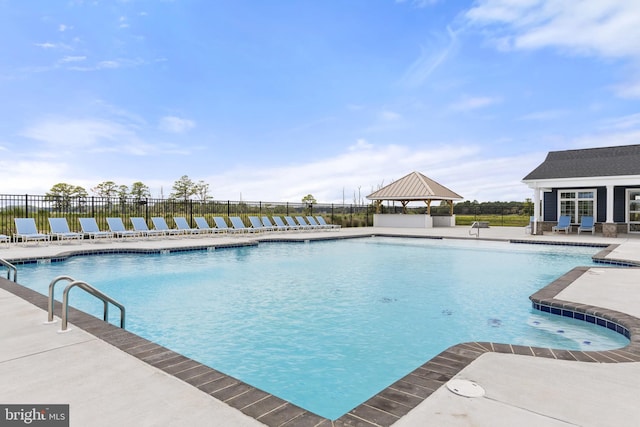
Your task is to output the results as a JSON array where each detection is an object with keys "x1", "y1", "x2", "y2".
[
  {"x1": 47, "y1": 275, "x2": 125, "y2": 331},
  {"x1": 0, "y1": 258, "x2": 17, "y2": 282},
  {"x1": 469, "y1": 222, "x2": 480, "y2": 238}
]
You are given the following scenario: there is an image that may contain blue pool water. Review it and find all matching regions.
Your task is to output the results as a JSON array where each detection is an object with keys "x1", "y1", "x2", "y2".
[{"x1": 18, "y1": 237, "x2": 628, "y2": 419}]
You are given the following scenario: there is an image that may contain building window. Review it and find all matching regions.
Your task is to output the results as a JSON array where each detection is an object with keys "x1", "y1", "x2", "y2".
[{"x1": 559, "y1": 190, "x2": 595, "y2": 223}]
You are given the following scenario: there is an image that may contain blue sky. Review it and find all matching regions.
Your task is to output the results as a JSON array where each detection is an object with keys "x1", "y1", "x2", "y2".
[{"x1": 1, "y1": 0, "x2": 639, "y2": 203}]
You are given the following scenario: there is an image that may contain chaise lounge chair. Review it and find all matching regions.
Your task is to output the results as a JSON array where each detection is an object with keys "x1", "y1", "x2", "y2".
[
  {"x1": 577, "y1": 216, "x2": 595, "y2": 235},
  {"x1": 0, "y1": 234, "x2": 10, "y2": 248},
  {"x1": 131, "y1": 217, "x2": 165, "y2": 238},
  {"x1": 106, "y1": 217, "x2": 140, "y2": 239},
  {"x1": 315, "y1": 216, "x2": 340, "y2": 230},
  {"x1": 294, "y1": 216, "x2": 316, "y2": 230},
  {"x1": 194, "y1": 217, "x2": 222, "y2": 234},
  {"x1": 273, "y1": 216, "x2": 298, "y2": 231},
  {"x1": 48, "y1": 218, "x2": 83, "y2": 244},
  {"x1": 212, "y1": 217, "x2": 237, "y2": 233},
  {"x1": 249, "y1": 216, "x2": 273, "y2": 232},
  {"x1": 151, "y1": 217, "x2": 185, "y2": 237},
  {"x1": 552, "y1": 215, "x2": 572, "y2": 234},
  {"x1": 173, "y1": 217, "x2": 202, "y2": 235},
  {"x1": 79, "y1": 218, "x2": 114, "y2": 241},
  {"x1": 285, "y1": 216, "x2": 307, "y2": 231},
  {"x1": 229, "y1": 216, "x2": 257, "y2": 233},
  {"x1": 306, "y1": 216, "x2": 330, "y2": 231},
  {"x1": 14, "y1": 218, "x2": 51, "y2": 245},
  {"x1": 262, "y1": 216, "x2": 288, "y2": 231}
]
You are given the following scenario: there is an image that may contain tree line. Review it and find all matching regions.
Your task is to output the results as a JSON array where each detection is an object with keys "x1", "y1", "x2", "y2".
[{"x1": 45, "y1": 175, "x2": 211, "y2": 202}]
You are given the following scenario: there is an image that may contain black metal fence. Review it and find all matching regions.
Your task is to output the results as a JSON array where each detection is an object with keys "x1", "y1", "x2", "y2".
[{"x1": 0, "y1": 194, "x2": 373, "y2": 238}]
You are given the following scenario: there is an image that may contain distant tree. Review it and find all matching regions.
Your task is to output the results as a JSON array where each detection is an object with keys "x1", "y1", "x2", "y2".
[
  {"x1": 194, "y1": 180, "x2": 211, "y2": 201},
  {"x1": 130, "y1": 182, "x2": 151, "y2": 200},
  {"x1": 92, "y1": 181, "x2": 119, "y2": 198},
  {"x1": 170, "y1": 175, "x2": 197, "y2": 201},
  {"x1": 301, "y1": 194, "x2": 316, "y2": 205},
  {"x1": 116, "y1": 185, "x2": 129, "y2": 199},
  {"x1": 45, "y1": 183, "x2": 88, "y2": 211}
]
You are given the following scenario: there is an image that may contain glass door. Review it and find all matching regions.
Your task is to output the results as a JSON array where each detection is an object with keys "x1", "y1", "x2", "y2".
[{"x1": 628, "y1": 189, "x2": 640, "y2": 233}]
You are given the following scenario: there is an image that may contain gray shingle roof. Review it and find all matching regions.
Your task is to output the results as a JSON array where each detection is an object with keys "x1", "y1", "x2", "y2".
[
  {"x1": 366, "y1": 171, "x2": 463, "y2": 201},
  {"x1": 523, "y1": 144, "x2": 640, "y2": 181}
]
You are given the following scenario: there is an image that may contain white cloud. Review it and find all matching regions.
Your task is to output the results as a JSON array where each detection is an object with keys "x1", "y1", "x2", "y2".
[
  {"x1": 159, "y1": 116, "x2": 196, "y2": 133},
  {"x1": 465, "y1": 0, "x2": 640, "y2": 58},
  {"x1": 379, "y1": 110, "x2": 402, "y2": 121},
  {"x1": 598, "y1": 113, "x2": 640, "y2": 130},
  {"x1": 449, "y1": 96, "x2": 500, "y2": 111},
  {"x1": 518, "y1": 109, "x2": 568, "y2": 121},
  {"x1": 399, "y1": 26, "x2": 459, "y2": 87},
  {"x1": 465, "y1": 1, "x2": 640, "y2": 98},
  {"x1": 60, "y1": 55, "x2": 87, "y2": 63},
  {"x1": 59, "y1": 24, "x2": 73, "y2": 32},
  {"x1": 35, "y1": 42, "x2": 57, "y2": 49}
]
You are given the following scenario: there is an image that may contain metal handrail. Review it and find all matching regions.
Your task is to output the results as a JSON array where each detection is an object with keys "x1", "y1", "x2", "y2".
[
  {"x1": 0, "y1": 258, "x2": 17, "y2": 282},
  {"x1": 469, "y1": 222, "x2": 480, "y2": 238},
  {"x1": 61, "y1": 280, "x2": 125, "y2": 331},
  {"x1": 47, "y1": 276, "x2": 76, "y2": 323}
]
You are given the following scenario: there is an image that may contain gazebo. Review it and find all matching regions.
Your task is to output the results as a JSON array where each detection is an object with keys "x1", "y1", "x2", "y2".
[{"x1": 366, "y1": 171, "x2": 463, "y2": 228}]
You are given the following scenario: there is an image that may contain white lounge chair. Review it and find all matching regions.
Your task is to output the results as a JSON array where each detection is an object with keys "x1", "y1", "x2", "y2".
[
  {"x1": 249, "y1": 216, "x2": 272, "y2": 232},
  {"x1": 195, "y1": 217, "x2": 222, "y2": 234},
  {"x1": 0, "y1": 234, "x2": 10, "y2": 248},
  {"x1": 79, "y1": 218, "x2": 114, "y2": 241},
  {"x1": 261, "y1": 216, "x2": 288, "y2": 231},
  {"x1": 273, "y1": 216, "x2": 297, "y2": 231},
  {"x1": 213, "y1": 217, "x2": 237, "y2": 233},
  {"x1": 151, "y1": 217, "x2": 185, "y2": 237},
  {"x1": 315, "y1": 216, "x2": 340, "y2": 230},
  {"x1": 285, "y1": 216, "x2": 306, "y2": 231},
  {"x1": 131, "y1": 217, "x2": 165, "y2": 238},
  {"x1": 293, "y1": 216, "x2": 316, "y2": 230},
  {"x1": 106, "y1": 217, "x2": 140, "y2": 239},
  {"x1": 229, "y1": 216, "x2": 257, "y2": 233},
  {"x1": 48, "y1": 218, "x2": 83, "y2": 244},
  {"x1": 306, "y1": 216, "x2": 330, "y2": 231},
  {"x1": 14, "y1": 218, "x2": 50, "y2": 245},
  {"x1": 173, "y1": 217, "x2": 201, "y2": 235}
]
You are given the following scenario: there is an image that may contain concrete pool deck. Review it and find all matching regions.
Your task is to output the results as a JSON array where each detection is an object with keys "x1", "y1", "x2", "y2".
[{"x1": 1, "y1": 226, "x2": 640, "y2": 426}]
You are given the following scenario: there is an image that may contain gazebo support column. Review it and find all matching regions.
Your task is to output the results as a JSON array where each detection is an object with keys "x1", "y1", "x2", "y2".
[{"x1": 425, "y1": 200, "x2": 431, "y2": 215}]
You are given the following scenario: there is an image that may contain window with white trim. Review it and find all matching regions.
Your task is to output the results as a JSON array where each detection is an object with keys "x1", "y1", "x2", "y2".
[{"x1": 559, "y1": 190, "x2": 595, "y2": 223}]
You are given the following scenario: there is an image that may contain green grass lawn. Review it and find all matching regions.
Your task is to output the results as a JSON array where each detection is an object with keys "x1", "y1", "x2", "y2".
[{"x1": 455, "y1": 215, "x2": 530, "y2": 227}]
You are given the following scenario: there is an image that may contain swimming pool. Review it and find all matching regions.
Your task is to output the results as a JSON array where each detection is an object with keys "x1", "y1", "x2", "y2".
[{"x1": 18, "y1": 237, "x2": 628, "y2": 419}]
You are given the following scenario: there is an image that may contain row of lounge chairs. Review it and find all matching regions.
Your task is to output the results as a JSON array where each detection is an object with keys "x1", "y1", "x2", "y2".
[{"x1": 8, "y1": 215, "x2": 340, "y2": 245}]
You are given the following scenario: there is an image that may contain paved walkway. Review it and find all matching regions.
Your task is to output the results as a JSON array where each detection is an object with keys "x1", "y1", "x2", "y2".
[{"x1": 1, "y1": 227, "x2": 639, "y2": 426}]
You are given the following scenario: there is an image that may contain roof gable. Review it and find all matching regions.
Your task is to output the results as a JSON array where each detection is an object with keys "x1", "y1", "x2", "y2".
[
  {"x1": 366, "y1": 171, "x2": 463, "y2": 201},
  {"x1": 523, "y1": 144, "x2": 640, "y2": 181}
]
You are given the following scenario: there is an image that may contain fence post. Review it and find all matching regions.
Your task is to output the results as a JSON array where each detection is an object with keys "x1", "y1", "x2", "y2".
[{"x1": 227, "y1": 201, "x2": 230, "y2": 217}]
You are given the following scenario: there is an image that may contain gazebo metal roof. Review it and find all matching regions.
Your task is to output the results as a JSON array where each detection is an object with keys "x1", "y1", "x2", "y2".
[{"x1": 366, "y1": 171, "x2": 463, "y2": 202}]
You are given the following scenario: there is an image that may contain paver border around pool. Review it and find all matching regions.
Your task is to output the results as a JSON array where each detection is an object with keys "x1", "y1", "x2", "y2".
[{"x1": 2, "y1": 235, "x2": 640, "y2": 426}]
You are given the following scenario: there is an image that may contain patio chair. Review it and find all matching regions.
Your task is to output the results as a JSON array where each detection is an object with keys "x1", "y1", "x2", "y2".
[
  {"x1": 0, "y1": 234, "x2": 10, "y2": 248},
  {"x1": 151, "y1": 217, "x2": 185, "y2": 237},
  {"x1": 213, "y1": 217, "x2": 237, "y2": 233},
  {"x1": 306, "y1": 216, "x2": 330, "y2": 230},
  {"x1": 79, "y1": 218, "x2": 114, "y2": 241},
  {"x1": 106, "y1": 217, "x2": 140, "y2": 239},
  {"x1": 229, "y1": 216, "x2": 257, "y2": 233},
  {"x1": 552, "y1": 215, "x2": 572, "y2": 234},
  {"x1": 285, "y1": 216, "x2": 308, "y2": 230},
  {"x1": 315, "y1": 216, "x2": 340, "y2": 230},
  {"x1": 262, "y1": 216, "x2": 288, "y2": 231},
  {"x1": 249, "y1": 216, "x2": 273, "y2": 232},
  {"x1": 194, "y1": 217, "x2": 221, "y2": 234},
  {"x1": 48, "y1": 218, "x2": 83, "y2": 244},
  {"x1": 14, "y1": 218, "x2": 51, "y2": 245},
  {"x1": 273, "y1": 216, "x2": 298, "y2": 231},
  {"x1": 577, "y1": 216, "x2": 595, "y2": 234},
  {"x1": 295, "y1": 216, "x2": 317, "y2": 230},
  {"x1": 131, "y1": 217, "x2": 165, "y2": 238},
  {"x1": 173, "y1": 217, "x2": 201, "y2": 235}
]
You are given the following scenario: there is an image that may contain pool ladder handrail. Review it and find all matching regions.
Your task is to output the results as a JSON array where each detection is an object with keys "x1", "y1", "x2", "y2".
[
  {"x1": 0, "y1": 258, "x2": 17, "y2": 282},
  {"x1": 48, "y1": 275, "x2": 125, "y2": 331},
  {"x1": 469, "y1": 222, "x2": 480, "y2": 238}
]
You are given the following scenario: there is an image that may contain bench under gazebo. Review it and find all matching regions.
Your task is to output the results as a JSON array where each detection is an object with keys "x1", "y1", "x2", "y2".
[{"x1": 367, "y1": 171, "x2": 463, "y2": 228}]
